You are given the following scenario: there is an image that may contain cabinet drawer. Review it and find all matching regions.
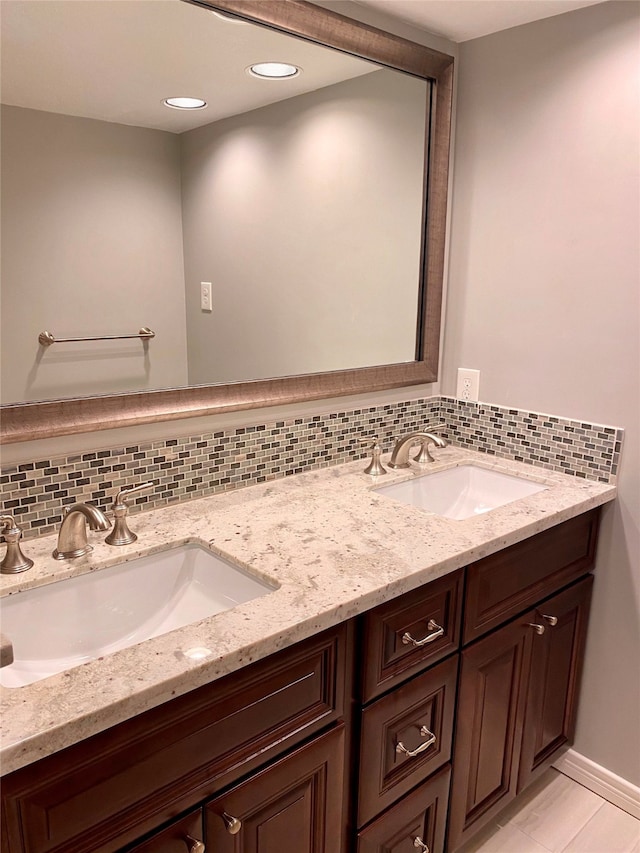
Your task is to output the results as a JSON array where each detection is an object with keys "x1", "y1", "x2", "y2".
[
  {"x1": 464, "y1": 510, "x2": 599, "y2": 644},
  {"x1": 124, "y1": 809, "x2": 203, "y2": 853},
  {"x1": 1, "y1": 625, "x2": 348, "y2": 853},
  {"x1": 361, "y1": 569, "x2": 463, "y2": 703},
  {"x1": 358, "y1": 655, "x2": 457, "y2": 827},
  {"x1": 357, "y1": 765, "x2": 451, "y2": 853}
]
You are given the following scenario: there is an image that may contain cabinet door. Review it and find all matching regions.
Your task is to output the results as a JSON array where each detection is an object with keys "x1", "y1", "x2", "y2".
[
  {"x1": 124, "y1": 810, "x2": 204, "y2": 853},
  {"x1": 357, "y1": 765, "x2": 450, "y2": 853},
  {"x1": 518, "y1": 575, "x2": 593, "y2": 791},
  {"x1": 205, "y1": 726, "x2": 345, "y2": 853},
  {"x1": 447, "y1": 618, "x2": 533, "y2": 851}
]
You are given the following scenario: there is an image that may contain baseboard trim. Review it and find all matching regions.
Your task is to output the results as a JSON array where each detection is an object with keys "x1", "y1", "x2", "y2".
[{"x1": 553, "y1": 749, "x2": 640, "y2": 819}]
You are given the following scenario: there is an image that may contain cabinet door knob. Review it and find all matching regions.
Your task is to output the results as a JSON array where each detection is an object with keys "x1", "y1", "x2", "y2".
[
  {"x1": 185, "y1": 836, "x2": 205, "y2": 853},
  {"x1": 401, "y1": 619, "x2": 444, "y2": 647},
  {"x1": 413, "y1": 837, "x2": 430, "y2": 851},
  {"x1": 222, "y1": 812, "x2": 242, "y2": 835},
  {"x1": 542, "y1": 614, "x2": 558, "y2": 626},
  {"x1": 528, "y1": 623, "x2": 546, "y2": 635},
  {"x1": 396, "y1": 725, "x2": 436, "y2": 757}
]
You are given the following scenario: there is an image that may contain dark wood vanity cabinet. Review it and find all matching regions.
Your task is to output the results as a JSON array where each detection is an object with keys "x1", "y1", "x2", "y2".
[
  {"x1": 447, "y1": 545, "x2": 597, "y2": 851},
  {"x1": 0, "y1": 624, "x2": 351, "y2": 853},
  {"x1": 447, "y1": 575, "x2": 594, "y2": 850},
  {"x1": 0, "y1": 509, "x2": 601, "y2": 853}
]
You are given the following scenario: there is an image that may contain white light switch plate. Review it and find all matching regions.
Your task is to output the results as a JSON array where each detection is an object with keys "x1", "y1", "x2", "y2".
[{"x1": 201, "y1": 281, "x2": 212, "y2": 312}]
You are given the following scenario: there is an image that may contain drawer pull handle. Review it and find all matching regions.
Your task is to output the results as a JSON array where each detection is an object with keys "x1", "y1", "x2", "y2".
[
  {"x1": 528, "y1": 623, "x2": 546, "y2": 635},
  {"x1": 542, "y1": 614, "x2": 558, "y2": 626},
  {"x1": 401, "y1": 619, "x2": 444, "y2": 647},
  {"x1": 413, "y1": 838, "x2": 430, "y2": 851},
  {"x1": 396, "y1": 725, "x2": 436, "y2": 757},
  {"x1": 185, "y1": 837, "x2": 206, "y2": 853},
  {"x1": 222, "y1": 812, "x2": 242, "y2": 835}
]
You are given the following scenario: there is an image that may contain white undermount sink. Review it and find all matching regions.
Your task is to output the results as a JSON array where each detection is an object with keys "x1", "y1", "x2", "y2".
[
  {"x1": 375, "y1": 464, "x2": 548, "y2": 520},
  {"x1": 0, "y1": 543, "x2": 276, "y2": 688}
]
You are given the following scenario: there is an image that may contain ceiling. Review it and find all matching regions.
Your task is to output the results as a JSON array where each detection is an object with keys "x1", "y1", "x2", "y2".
[
  {"x1": 352, "y1": 0, "x2": 606, "y2": 43},
  {"x1": 1, "y1": 0, "x2": 608, "y2": 133},
  {"x1": 0, "y1": 1, "x2": 376, "y2": 133}
]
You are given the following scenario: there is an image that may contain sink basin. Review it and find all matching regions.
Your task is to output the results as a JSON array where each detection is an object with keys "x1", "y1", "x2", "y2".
[
  {"x1": 0, "y1": 544, "x2": 276, "y2": 688},
  {"x1": 375, "y1": 464, "x2": 548, "y2": 520}
]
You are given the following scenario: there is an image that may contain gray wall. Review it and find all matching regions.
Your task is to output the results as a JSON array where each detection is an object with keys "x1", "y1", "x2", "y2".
[
  {"x1": 1, "y1": 106, "x2": 189, "y2": 404},
  {"x1": 180, "y1": 70, "x2": 426, "y2": 384},
  {"x1": 444, "y1": 1, "x2": 640, "y2": 785}
]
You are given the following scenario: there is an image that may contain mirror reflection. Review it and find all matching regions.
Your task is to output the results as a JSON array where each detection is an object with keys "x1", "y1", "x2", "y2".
[{"x1": 1, "y1": 0, "x2": 430, "y2": 405}]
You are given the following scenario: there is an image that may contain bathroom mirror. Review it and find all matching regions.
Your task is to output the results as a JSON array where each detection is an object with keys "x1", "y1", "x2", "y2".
[{"x1": 0, "y1": 0, "x2": 453, "y2": 443}]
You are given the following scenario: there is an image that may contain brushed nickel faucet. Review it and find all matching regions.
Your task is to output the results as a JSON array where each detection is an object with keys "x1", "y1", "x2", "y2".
[
  {"x1": 388, "y1": 425, "x2": 447, "y2": 469},
  {"x1": 53, "y1": 502, "x2": 111, "y2": 560},
  {"x1": 0, "y1": 515, "x2": 34, "y2": 574}
]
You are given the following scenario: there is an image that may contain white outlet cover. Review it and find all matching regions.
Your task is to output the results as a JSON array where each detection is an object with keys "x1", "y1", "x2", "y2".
[{"x1": 456, "y1": 368, "x2": 480, "y2": 402}]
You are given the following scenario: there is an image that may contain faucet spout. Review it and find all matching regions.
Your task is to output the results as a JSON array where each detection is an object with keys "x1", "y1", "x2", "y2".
[
  {"x1": 53, "y1": 502, "x2": 111, "y2": 560},
  {"x1": 388, "y1": 429, "x2": 446, "y2": 469}
]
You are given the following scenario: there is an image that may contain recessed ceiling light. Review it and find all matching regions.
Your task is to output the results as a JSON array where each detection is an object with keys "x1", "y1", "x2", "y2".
[
  {"x1": 248, "y1": 62, "x2": 301, "y2": 80},
  {"x1": 163, "y1": 97, "x2": 207, "y2": 110}
]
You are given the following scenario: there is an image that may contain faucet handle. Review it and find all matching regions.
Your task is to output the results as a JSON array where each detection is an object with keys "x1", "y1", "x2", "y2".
[
  {"x1": 360, "y1": 436, "x2": 387, "y2": 477},
  {"x1": 1, "y1": 514, "x2": 34, "y2": 574},
  {"x1": 105, "y1": 481, "x2": 156, "y2": 546},
  {"x1": 413, "y1": 424, "x2": 447, "y2": 464},
  {"x1": 113, "y1": 481, "x2": 156, "y2": 507}
]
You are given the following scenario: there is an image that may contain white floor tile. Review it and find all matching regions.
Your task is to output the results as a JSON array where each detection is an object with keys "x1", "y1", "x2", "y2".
[
  {"x1": 459, "y1": 820, "x2": 552, "y2": 853},
  {"x1": 495, "y1": 771, "x2": 567, "y2": 827},
  {"x1": 454, "y1": 771, "x2": 640, "y2": 853},
  {"x1": 507, "y1": 770, "x2": 604, "y2": 852},
  {"x1": 561, "y1": 801, "x2": 640, "y2": 853}
]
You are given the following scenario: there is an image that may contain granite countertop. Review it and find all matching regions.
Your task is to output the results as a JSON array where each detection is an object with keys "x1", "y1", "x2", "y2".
[{"x1": 0, "y1": 447, "x2": 616, "y2": 775}]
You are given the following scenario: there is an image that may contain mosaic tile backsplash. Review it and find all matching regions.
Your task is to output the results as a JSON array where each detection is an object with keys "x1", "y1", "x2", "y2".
[
  {"x1": 440, "y1": 398, "x2": 623, "y2": 482},
  {"x1": 1, "y1": 396, "x2": 623, "y2": 539}
]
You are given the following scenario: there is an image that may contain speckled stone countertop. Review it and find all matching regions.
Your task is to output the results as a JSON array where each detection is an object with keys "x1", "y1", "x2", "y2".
[{"x1": 0, "y1": 447, "x2": 616, "y2": 775}]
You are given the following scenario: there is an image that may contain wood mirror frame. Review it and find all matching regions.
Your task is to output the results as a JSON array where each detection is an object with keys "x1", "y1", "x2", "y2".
[{"x1": 1, "y1": 0, "x2": 453, "y2": 444}]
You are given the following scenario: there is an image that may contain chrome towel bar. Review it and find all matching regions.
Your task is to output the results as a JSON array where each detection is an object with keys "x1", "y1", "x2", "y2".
[{"x1": 38, "y1": 328, "x2": 155, "y2": 347}]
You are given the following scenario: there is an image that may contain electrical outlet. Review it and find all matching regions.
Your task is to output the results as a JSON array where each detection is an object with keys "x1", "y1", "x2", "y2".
[
  {"x1": 456, "y1": 368, "x2": 480, "y2": 402},
  {"x1": 200, "y1": 282, "x2": 212, "y2": 312}
]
